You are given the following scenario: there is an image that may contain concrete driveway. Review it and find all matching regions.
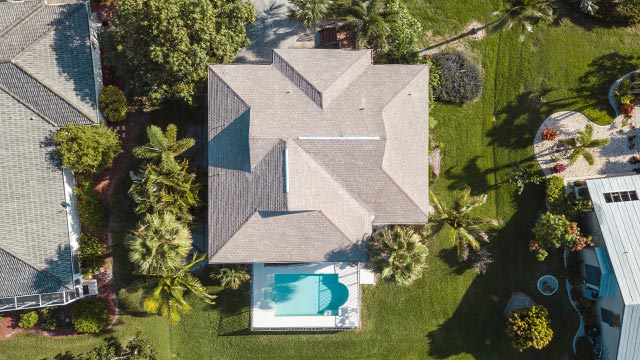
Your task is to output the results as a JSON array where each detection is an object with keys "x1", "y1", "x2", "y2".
[{"x1": 236, "y1": 0, "x2": 315, "y2": 63}]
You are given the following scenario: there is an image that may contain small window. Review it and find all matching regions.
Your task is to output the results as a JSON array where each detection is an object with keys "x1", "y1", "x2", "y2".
[
  {"x1": 604, "y1": 191, "x2": 639, "y2": 203},
  {"x1": 601, "y1": 308, "x2": 622, "y2": 328}
]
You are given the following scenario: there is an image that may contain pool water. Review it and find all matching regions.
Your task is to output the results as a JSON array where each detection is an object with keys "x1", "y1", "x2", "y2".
[{"x1": 272, "y1": 274, "x2": 349, "y2": 316}]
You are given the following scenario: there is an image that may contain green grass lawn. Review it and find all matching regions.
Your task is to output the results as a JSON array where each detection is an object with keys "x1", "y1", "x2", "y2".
[{"x1": 3, "y1": 1, "x2": 640, "y2": 359}]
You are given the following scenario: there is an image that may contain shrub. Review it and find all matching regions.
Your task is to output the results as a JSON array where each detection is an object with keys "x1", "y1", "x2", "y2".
[
  {"x1": 76, "y1": 177, "x2": 106, "y2": 232},
  {"x1": 39, "y1": 307, "x2": 62, "y2": 331},
  {"x1": 545, "y1": 175, "x2": 565, "y2": 207},
  {"x1": 507, "y1": 166, "x2": 544, "y2": 195},
  {"x1": 576, "y1": 336, "x2": 596, "y2": 360},
  {"x1": 431, "y1": 52, "x2": 482, "y2": 104},
  {"x1": 531, "y1": 212, "x2": 592, "y2": 261},
  {"x1": 53, "y1": 125, "x2": 122, "y2": 175},
  {"x1": 79, "y1": 233, "x2": 106, "y2": 277},
  {"x1": 506, "y1": 305, "x2": 553, "y2": 352},
  {"x1": 382, "y1": 1, "x2": 422, "y2": 64},
  {"x1": 553, "y1": 163, "x2": 566, "y2": 173},
  {"x1": 542, "y1": 127, "x2": 559, "y2": 141},
  {"x1": 567, "y1": 252, "x2": 584, "y2": 285},
  {"x1": 71, "y1": 298, "x2": 109, "y2": 333},
  {"x1": 470, "y1": 248, "x2": 493, "y2": 275},
  {"x1": 99, "y1": 86, "x2": 127, "y2": 122},
  {"x1": 18, "y1": 311, "x2": 38, "y2": 328}
]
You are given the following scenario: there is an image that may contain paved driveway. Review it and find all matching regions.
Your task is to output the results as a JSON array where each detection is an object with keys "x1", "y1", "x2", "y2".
[{"x1": 236, "y1": 0, "x2": 315, "y2": 63}]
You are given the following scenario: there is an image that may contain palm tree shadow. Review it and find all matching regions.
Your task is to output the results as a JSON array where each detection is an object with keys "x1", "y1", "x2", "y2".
[
  {"x1": 444, "y1": 156, "x2": 491, "y2": 192},
  {"x1": 437, "y1": 247, "x2": 471, "y2": 275},
  {"x1": 551, "y1": 1, "x2": 626, "y2": 31}
]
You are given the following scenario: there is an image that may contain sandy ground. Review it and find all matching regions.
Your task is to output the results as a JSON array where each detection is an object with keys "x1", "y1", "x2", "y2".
[{"x1": 534, "y1": 111, "x2": 640, "y2": 180}]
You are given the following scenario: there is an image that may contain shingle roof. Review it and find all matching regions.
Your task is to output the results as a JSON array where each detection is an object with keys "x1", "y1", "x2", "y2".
[
  {"x1": 208, "y1": 49, "x2": 429, "y2": 263},
  {"x1": 0, "y1": 1, "x2": 98, "y2": 299}
]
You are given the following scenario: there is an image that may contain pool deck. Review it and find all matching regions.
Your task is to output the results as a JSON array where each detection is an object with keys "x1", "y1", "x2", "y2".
[{"x1": 251, "y1": 262, "x2": 362, "y2": 331}]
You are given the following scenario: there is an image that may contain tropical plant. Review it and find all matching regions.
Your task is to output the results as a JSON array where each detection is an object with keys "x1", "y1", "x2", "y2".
[
  {"x1": 81, "y1": 333, "x2": 157, "y2": 360},
  {"x1": 560, "y1": 124, "x2": 609, "y2": 166},
  {"x1": 343, "y1": 0, "x2": 393, "y2": 53},
  {"x1": 18, "y1": 311, "x2": 38, "y2": 328},
  {"x1": 129, "y1": 161, "x2": 200, "y2": 223},
  {"x1": 211, "y1": 266, "x2": 251, "y2": 290},
  {"x1": 382, "y1": 0, "x2": 422, "y2": 63},
  {"x1": 578, "y1": 0, "x2": 599, "y2": 15},
  {"x1": 71, "y1": 298, "x2": 109, "y2": 333},
  {"x1": 110, "y1": 0, "x2": 255, "y2": 105},
  {"x1": 368, "y1": 226, "x2": 430, "y2": 285},
  {"x1": 530, "y1": 212, "x2": 592, "y2": 261},
  {"x1": 542, "y1": 127, "x2": 559, "y2": 141},
  {"x1": 79, "y1": 233, "x2": 106, "y2": 277},
  {"x1": 430, "y1": 188, "x2": 502, "y2": 261},
  {"x1": 53, "y1": 125, "x2": 122, "y2": 175},
  {"x1": 99, "y1": 85, "x2": 128, "y2": 123},
  {"x1": 289, "y1": 0, "x2": 332, "y2": 29},
  {"x1": 133, "y1": 124, "x2": 195, "y2": 172},
  {"x1": 491, "y1": 0, "x2": 554, "y2": 41},
  {"x1": 143, "y1": 255, "x2": 216, "y2": 325},
  {"x1": 506, "y1": 305, "x2": 553, "y2": 351},
  {"x1": 507, "y1": 166, "x2": 544, "y2": 195},
  {"x1": 127, "y1": 213, "x2": 192, "y2": 275},
  {"x1": 469, "y1": 248, "x2": 494, "y2": 275},
  {"x1": 430, "y1": 52, "x2": 483, "y2": 104}
]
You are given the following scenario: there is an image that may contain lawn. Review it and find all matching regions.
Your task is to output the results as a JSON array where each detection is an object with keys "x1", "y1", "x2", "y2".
[{"x1": 3, "y1": 1, "x2": 640, "y2": 359}]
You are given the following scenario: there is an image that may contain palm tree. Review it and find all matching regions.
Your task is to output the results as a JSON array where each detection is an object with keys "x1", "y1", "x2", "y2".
[
  {"x1": 429, "y1": 188, "x2": 502, "y2": 262},
  {"x1": 560, "y1": 124, "x2": 609, "y2": 166},
  {"x1": 211, "y1": 266, "x2": 251, "y2": 290},
  {"x1": 368, "y1": 226, "x2": 430, "y2": 285},
  {"x1": 129, "y1": 161, "x2": 200, "y2": 223},
  {"x1": 143, "y1": 254, "x2": 216, "y2": 325},
  {"x1": 289, "y1": 0, "x2": 333, "y2": 30},
  {"x1": 133, "y1": 124, "x2": 195, "y2": 171},
  {"x1": 342, "y1": 0, "x2": 394, "y2": 53},
  {"x1": 127, "y1": 212, "x2": 192, "y2": 275},
  {"x1": 491, "y1": 0, "x2": 553, "y2": 41}
]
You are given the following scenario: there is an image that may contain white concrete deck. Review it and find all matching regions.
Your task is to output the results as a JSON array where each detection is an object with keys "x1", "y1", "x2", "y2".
[{"x1": 251, "y1": 262, "x2": 360, "y2": 330}]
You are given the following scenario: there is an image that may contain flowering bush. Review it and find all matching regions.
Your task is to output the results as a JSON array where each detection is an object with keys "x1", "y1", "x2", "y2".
[
  {"x1": 531, "y1": 212, "x2": 592, "y2": 261},
  {"x1": 621, "y1": 102, "x2": 635, "y2": 118},
  {"x1": 506, "y1": 305, "x2": 553, "y2": 352},
  {"x1": 431, "y1": 52, "x2": 482, "y2": 104},
  {"x1": 542, "y1": 127, "x2": 559, "y2": 141},
  {"x1": 553, "y1": 163, "x2": 566, "y2": 173}
]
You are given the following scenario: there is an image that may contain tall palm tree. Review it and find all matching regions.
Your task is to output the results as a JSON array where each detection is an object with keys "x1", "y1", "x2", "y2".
[
  {"x1": 491, "y1": 0, "x2": 553, "y2": 41},
  {"x1": 211, "y1": 266, "x2": 251, "y2": 290},
  {"x1": 289, "y1": 0, "x2": 333, "y2": 30},
  {"x1": 342, "y1": 0, "x2": 394, "y2": 53},
  {"x1": 127, "y1": 212, "x2": 192, "y2": 275},
  {"x1": 143, "y1": 254, "x2": 216, "y2": 325},
  {"x1": 129, "y1": 161, "x2": 200, "y2": 223},
  {"x1": 430, "y1": 188, "x2": 502, "y2": 262},
  {"x1": 133, "y1": 124, "x2": 195, "y2": 171},
  {"x1": 368, "y1": 226, "x2": 430, "y2": 285},
  {"x1": 560, "y1": 124, "x2": 609, "y2": 166}
]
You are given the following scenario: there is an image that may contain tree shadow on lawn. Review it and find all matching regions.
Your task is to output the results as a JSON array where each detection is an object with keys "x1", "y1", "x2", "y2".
[
  {"x1": 574, "y1": 52, "x2": 640, "y2": 103},
  {"x1": 443, "y1": 155, "x2": 538, "y2": 193},
  {"x1": 425, "y1": 186, "x2": 578, "y2": 359},
  {"x1": 551, "y1": 0, "x2": 625, "y2": 31}
]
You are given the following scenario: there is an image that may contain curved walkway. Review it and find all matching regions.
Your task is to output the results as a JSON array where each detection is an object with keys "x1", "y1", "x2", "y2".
[{"x1": 534, "y1": 111, "x2": 639, "y2": 179}]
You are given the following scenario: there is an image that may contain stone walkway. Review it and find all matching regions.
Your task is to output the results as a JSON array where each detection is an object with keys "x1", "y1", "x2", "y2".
[{"x1": 534, "y1": 111, "x2": 640, "y2": 180}]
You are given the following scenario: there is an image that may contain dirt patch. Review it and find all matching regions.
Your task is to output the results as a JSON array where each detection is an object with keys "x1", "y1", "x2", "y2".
[{"x1": 465, "y1": 21, "x2": 486, "y2": 40}]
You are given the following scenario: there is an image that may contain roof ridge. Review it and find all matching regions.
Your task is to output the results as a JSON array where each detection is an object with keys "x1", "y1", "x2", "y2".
[
  {"x1": 272, "y1": 50, "x2": 323, "y2": 109},
  {"x1": 209, "y1": 210, "x2": 261, "y2": 262},
  {"x1": 0, "y1": 0, "x2": 45, "y2": 40},
  {"x1": 380, "y1": 65, "x2": 429, "y2": 115},
  {"x1": 12, "y1": 2, "x2": 84, "y2": 62},
  {"x1": 0, "y1": 246, "x2": 71, "y2": 291},
  {"x1": 378, "y1": 164, "x2": 429, "y2": 221},
  {"x1": 316, "y1": 210, "x2": 369, "y2": 256},
  {"x1": 13, "y1": 62, "x2": 98, "y2": 124},
  {"x1": 0, "y1": 81, "x2": 60, "y2": 127}
]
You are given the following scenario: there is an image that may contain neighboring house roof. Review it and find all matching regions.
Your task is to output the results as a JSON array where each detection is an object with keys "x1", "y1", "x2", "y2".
[
  {"x1": 0, "y1": 1, "x2": 98, "y2": 299},
  {"x1": 587, "y1": 175, "x2": 640, "y2": 360},
  {"x1": 208, "y1": 49, "x2": 429, "y2": 263}
]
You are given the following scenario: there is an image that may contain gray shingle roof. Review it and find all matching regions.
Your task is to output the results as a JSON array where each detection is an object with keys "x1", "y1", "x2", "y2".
[
  {"x1": 0, "y1": 1, "x2": 98, "y2": 299},
  {"x1": 208, "y1": 49, "x2": 429, "y2": 263}
]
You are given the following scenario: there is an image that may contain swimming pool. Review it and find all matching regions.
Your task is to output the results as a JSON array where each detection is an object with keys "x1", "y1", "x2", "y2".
[{"x1": 272, "y1": 274, "x2": 349, "y2": 316}]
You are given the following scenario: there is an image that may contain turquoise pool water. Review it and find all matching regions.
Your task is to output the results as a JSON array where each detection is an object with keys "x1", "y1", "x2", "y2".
[{"x1": 272, "y1": 274, "x2": 349, "y2": 316}]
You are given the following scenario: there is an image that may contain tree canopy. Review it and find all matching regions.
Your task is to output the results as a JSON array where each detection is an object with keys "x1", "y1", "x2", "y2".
[
  {"x1": 53, "y1": 125, "x2": 122, "y2": 174},
  {"x1": 110, "y1": 0, "x2": 255, "y2": 105}
]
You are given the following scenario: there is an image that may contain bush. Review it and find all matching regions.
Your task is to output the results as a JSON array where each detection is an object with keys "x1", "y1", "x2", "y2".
[
  {"x1": 430, "y1": 52, "x2": 482, "y2": 104},
  {"x1": 53, "y1": 125, "x2": 122, "y2": 175},
  {"x1": 79, "y1": 233, "x2": 106, "y2": 277},
  {"x1": 18, "y1": 311, "x2": 38, "y2": 328},
  {"x1": 71, "y1": 298, "x2": 109, "y2": 333},
  {"x1": 506, "y1": 305, "x2": 553, "y2": 352},
  {"x1": 545, "y1": 175, "x2": 565, "y2": 208},
  {"x1": 39, "y1": 307, "x2": 62, "y2": 331},
  {"x1": 567, "y1": 251, "x2": 584, "y2": 285},
  {"x1": 99, "y1": 86, "x2": 127, "y2": 122},
  {"x1": 530, "y1": 212, "x2": 591, "y2": 261},
  {"x1": 76, "y1": 177, "x2": 106, "y2": 232}
]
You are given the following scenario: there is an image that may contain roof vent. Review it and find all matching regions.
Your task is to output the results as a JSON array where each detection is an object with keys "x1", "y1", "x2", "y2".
[
  {"x1": 359, "y1": 96, "x2": 366, "y2": 110},
  {"x1": 286, "y1": 86, "x2": 292, "y2": 94}
]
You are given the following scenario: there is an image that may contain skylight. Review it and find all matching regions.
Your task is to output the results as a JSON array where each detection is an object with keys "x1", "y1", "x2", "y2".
[{"x1": 603, "y1": 191, "x2": 639, "y2": 203}]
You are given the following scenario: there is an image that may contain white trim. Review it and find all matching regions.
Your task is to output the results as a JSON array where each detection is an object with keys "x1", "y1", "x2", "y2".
[
  {"x1": 297, "y1": 136, "x2": 380, "y2": 141},
  {"x1": 62, "y1": 168, "x2": 82, "y2": 281}
]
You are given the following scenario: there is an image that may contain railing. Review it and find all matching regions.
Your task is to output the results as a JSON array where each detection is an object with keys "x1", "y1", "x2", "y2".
[{"x1": 0, "y1": 287, "x2": 84, "y2": 312}]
